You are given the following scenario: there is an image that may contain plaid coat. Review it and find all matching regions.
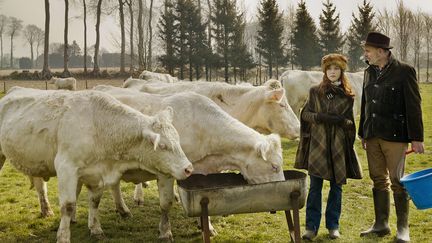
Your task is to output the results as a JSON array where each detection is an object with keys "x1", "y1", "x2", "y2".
[{"x1": 295, "y1": 85, "x2": 362, "y2": 184}]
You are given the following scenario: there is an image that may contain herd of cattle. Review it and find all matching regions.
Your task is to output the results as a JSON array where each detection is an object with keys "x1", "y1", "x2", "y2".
[{"x1": 0, "y1": 70, "x2": 364, "y2": 242}]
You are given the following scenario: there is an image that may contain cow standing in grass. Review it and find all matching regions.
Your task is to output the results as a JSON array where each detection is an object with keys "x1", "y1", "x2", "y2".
[
  {"x1": 0, "y1": 87, "x2": 193, "y2": 243},
  {"x1": 123, "y1": 78, "x2": 300, "y2": 139},
  {"x1": 50, "y1": 77, "x2": 77, "y2": 90}
]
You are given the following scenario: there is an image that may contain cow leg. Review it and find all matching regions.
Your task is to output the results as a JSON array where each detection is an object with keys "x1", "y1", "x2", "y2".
[
  {"x1": 70, "y1": 181, "x2": 83, "y2": 224},
  {"x1": 133, "y1": 183, "x2": 145, "y2": 205},
  {"x1": 157, "y1": 176, "x2": 175, "y2": 242},
  {"x1": 111, "y1": 182, "x2": 132, "y2": 218},
  {"x1": 55, "y1": 158, "x2": 78, "y2": 243},
  {"x1": 197, "y1": 217, "x2": 217, "y2": 236},
  {"x1": 30, "y1": 176, "x2": 54, "y2": 217},
  {"x1": 87, "y1": 187, "x2": 105, "y2": 239}
]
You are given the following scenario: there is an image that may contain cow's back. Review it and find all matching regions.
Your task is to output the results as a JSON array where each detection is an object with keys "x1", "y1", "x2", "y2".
[{"x1": 0, "y1": 88, "x2": 72, "y2": 177}]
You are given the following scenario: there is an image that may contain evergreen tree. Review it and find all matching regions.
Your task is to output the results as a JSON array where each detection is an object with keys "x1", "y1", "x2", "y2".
[
  {"x1": 174, "y1": 0, "x2": 190, "y2": 79},
  {"x1": 256, "y1": 0, "x2": 287, "y2": 78},
  {"x1": 292, "y1": 0, "x2": 320, "y2": 70},
  {"x1": 318, "y1": 0, "x2": 344, "y2": 54},
  {"x1": 158, "y1": 0, "x2": 177, "y2": 75},
  {"x1": 346, "y1": 0, "x2": 375, "y2": 71},
  {"x1": 212, "y1": 0, "x2": 237, "y2": 82}
]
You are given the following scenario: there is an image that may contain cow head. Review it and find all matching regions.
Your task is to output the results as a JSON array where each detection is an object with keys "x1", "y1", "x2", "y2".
[
  {"x1": 239, "y1": 134, "x2": 285, "y2": 184},
  {"x1": 254, "y1": 80, "x2": 300, "y2": 139},
  {"x1": 142, "y1": 106, "x2": 193, "y2": 180}
]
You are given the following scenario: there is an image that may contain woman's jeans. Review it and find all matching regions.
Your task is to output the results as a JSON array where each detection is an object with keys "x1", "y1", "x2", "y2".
[{"x1": 305, "y1": 175, "x2": 342, "y2": 232}]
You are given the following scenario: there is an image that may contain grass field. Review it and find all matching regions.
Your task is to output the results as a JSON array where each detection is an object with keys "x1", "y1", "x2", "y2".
[{"x1": 0, "y1": 83, "x2": 431, "y2": 242}]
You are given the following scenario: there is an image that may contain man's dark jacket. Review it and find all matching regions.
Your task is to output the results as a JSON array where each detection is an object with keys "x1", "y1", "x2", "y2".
[{"x1": 358, "y1": 55, "x2": 424, "y2": 142}]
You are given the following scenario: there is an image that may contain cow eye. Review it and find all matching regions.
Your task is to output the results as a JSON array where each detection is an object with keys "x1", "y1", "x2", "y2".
[
  {"x1": 272, "y1": 164, "x2": 280, "y2": 172},
  {"x1": 279, "y1": 103, "x2": 286, "y2": 108}
]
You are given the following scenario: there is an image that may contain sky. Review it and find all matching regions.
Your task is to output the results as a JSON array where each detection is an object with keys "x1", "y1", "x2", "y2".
[{"x1": 1, "y1": 0, "x2": 432, "y2": 58}]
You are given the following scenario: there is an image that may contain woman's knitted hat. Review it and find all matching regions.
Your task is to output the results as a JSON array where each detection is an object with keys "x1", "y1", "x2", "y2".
[{"x1": 321, "y1": 53, "x2": 348, "y2": 72}]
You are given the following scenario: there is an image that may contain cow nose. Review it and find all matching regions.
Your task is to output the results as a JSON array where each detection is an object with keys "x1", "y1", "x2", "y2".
[{"x1": 184, "y1": 164, "x2": 194, "y2": 177}]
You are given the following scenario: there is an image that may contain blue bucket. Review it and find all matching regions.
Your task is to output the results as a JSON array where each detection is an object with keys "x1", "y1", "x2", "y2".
[{"x1": 401, "y1": 168, "x2": 432, "y2": 210}]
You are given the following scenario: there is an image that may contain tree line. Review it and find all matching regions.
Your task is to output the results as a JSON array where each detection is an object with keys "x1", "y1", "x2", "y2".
[{"x1": 0, "y1": 0, "x2": 431, "y2": 82}]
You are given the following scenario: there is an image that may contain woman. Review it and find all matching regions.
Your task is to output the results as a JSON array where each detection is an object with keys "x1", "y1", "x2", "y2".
[{"x1": 295, "y1": 53, "x2": 362, "y2": 240}]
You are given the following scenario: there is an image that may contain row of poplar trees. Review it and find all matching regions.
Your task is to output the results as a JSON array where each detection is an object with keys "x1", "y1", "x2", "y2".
[{"x1": 159, "y1": 0, "x2": 375, "y2": 81}]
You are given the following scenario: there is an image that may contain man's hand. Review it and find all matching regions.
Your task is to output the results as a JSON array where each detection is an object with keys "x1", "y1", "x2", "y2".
[
  {"x1": 361, "y1": 138, "x2": 367, "y2": 150},
  {"x1": 411, "y1": 141, "x2": 425, "y2": 154}
]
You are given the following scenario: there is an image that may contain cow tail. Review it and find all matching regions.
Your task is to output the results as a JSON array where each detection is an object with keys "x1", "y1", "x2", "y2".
[{"x1": 0, "y1": 149, "x2": 5, "y2": 172}]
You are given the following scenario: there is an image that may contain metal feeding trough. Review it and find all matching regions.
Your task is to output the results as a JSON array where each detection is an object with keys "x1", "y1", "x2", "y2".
[{"x1": 177, "y1": 170, "x2": 307, "y2": 243}]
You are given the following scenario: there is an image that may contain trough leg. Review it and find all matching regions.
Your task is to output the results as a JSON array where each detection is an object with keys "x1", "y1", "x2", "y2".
[
  {"x1": 200, "y1": 197, "x2": 211, "y2": 243},
  {"x1": 285, "y1": 191, "x2": 301, "y2": 243},
  {"x1": 292, "y1": 191, "x2": 301, "y2": 243}
]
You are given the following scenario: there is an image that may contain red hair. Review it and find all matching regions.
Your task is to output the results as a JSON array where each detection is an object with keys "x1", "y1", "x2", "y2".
[{"x1": 319, "y1": 69, "x2": 355, "y2": 98}]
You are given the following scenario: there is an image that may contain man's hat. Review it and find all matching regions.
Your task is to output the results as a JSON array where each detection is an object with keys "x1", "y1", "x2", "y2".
[{"x1": 361, "y1": 32, "x2": 393, "y2": 49}]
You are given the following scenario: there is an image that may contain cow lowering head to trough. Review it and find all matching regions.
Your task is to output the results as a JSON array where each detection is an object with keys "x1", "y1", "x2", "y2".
[
  {"x1": 0, "y1": 87, "x2": 192, "y2": 243},
  {"x1": 123, "y1": 77, "x2": 300, "y2": 139},
  {"x1": 94, "y1": 85, "x2": 285, "y2": 239}
]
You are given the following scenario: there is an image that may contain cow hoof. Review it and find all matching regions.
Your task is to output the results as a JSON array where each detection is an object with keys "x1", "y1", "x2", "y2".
[
  {"x1": 70, "y1": 218, "x2": 77, "y2": 224},
  {"x1": 41, "y1": 210, "x2": 54, "y2": 218},
  {"x1": 209, "y1": 228, "x2": 218, "y2": 236},
  {"x1": 134, "y1": 198, "x2": 144, "y2": 205},
  {"x1": 118, "y1": 210, "x2": 132, "y2": 218},
  {"x1": 90, "y1": 232, "x2": 106, "y2": 241},
  {"x1": 158, "y1": 232, "x2": 173, "y2": 242}
]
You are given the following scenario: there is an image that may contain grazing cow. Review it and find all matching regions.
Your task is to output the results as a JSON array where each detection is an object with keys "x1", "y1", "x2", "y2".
[
  {"x1": 138, "y1": 70, "x2": 179, "y2": 83},
  {"x1": 280, "y1": 70, "x2": 363, "y2": 117},
  {"x1": 95, "y1": 85, "x2": 286, "y2": 239},
  {"x1": 123, "y1": 78, "x2": 300, "y2": 139},
  {"x1": 0, "y1": 87, "x2": 193, "y2": 243},
  {"x1": 49, "y1": 76, "x2": 77, "y2": 90}
]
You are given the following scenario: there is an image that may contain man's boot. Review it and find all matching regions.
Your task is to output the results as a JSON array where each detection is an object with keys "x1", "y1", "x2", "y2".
[
  {"x1": 394, "y1": 192, "x2": 410, "y2": 243},
  {"x1": 360, "y1": 189, "x2": 391, "y2": 237}
]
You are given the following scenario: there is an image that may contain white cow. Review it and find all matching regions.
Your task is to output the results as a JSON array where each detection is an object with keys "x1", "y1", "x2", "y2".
[
  {"x1": 0, "y1": 87, "x2": 193, "y2": 243},
  {"x1": 280, "y1": 70, "x2": 364, "y2": 117},
  {"x1": 138, "y1": 70, "x2": 179, "y2": 83},
  {"x1": 96, "y1": 85, "x2": 286, "y2": 239},
  {"x1": 49, "y1": 76, "x2": 77, "y2": 90},
  {"x1": 123, "y1": 78, "x2": 300, "y2": 139},
  {"x1": 20, "y1": 86, "x2": 286, "y2": 241}
]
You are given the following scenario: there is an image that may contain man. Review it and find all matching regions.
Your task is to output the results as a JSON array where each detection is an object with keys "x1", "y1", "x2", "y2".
[{"x1": 358, "y1": 32, "x2": 424, "y2": 243}]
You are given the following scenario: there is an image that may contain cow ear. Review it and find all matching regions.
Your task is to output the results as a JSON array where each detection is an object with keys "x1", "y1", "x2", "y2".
[
  {"x1": 255, "y1": 141, "x2": 269, "y2": 161},
  {"x1": 145, "y1": 131, "x2": 160, "y2": 151},
  {"x1": 266, "y1": 88, "x2": 284, "y2": 102}
]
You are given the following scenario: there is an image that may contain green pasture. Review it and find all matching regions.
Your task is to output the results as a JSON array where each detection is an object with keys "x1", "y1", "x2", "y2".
[{"x1": 0, "y1": 84, "x2": 431, "y2": 242}]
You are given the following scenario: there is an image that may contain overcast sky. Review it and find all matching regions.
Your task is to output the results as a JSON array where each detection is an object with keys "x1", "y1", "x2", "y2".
[{"x1": 1, "y1": 0, "x2": 432, "y2": 58}]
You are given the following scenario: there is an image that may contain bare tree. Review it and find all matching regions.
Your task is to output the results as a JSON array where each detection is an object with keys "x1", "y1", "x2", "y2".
[
  {"x1": 392, "y1": 0, "x2": 413, "y2": 62},
  {"x1": 7, "y1": 17, "x2": 22, "y2": 68},
  {"x1": 0, "y1": 15, "x2": 8, "y2": 68},
  {"x1": 63, "y1": 0, "x2": 71, "y2": 76},
  {"x1": 125, "y1": 0, "x2": 134, "y2": 72},
  {"x1": 83, "y1": 0, "x2": 88, "y2": 73},
  {"x1": 138, "y1": 0, "x2": 144, "y2": 70},
  {"x1": 93, "y1": 0, "x2": 103, "y2": 75},
  {"x1": 35, "y1": 28, "x2": 44, "y2": 67},
  {"x1": 42, "y1": 0, "x2": 51, "y2": 78},
  {"x1": 411, "y1": 10, "x2": 423, "y2": 81},
  {"x1": 424, "y1": 13, "x2": 432, "y2": 82},
  {"x1": 24, "y1": 25, "x2": 42, "y2": 68},
  {"x1": 377, "y1": 8, "x2": 392, "y2": 37},
  {"x1": 118, "y1": 0, "x2": 126, "y2": 73},
  {"x1": 147, "y1": 0, "x2": 153, "y2": 70},
  {"x1": 205, "y1": 0, "x2": 212, "y2": 80},
  {"x1": 285, "y1": 3, "x2": 296, "y2": 70}
]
